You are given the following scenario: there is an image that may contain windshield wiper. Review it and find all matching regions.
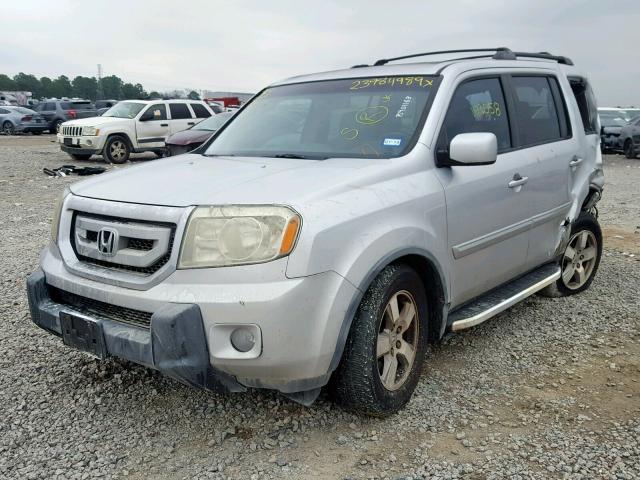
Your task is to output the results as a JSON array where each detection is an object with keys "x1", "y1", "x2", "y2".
[{"x1": 273, "y1": 153, "x2": 328, "y2": 160}]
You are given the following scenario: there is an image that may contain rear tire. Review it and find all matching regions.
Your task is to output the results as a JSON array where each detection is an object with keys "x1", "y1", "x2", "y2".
[
  {"x1": 103, "y1": 135, "x2": 131, "y2": 164},
  {"x1": 330, "y1": 264, "x2": 429, "y2": 416},
  {"x1": 624, "y1": 140, "x2": 636, "y2": 159},
  {"x1": 540, "y1": 211, "x2": 602, "y2": 297}
]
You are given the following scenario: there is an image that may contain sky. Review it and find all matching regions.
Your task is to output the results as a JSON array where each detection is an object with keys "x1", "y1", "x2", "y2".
[{"x1": 1, "y1": 0, "x2": 639, "y2": 106}]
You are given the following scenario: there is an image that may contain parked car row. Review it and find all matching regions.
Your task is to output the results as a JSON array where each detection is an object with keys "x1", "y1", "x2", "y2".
[
  {"x1": 57, "y1": 99, "x2": 215, "y2": 162},
  {"x1": 598, "y1": 107, "x2": 640, "y2": 158}
]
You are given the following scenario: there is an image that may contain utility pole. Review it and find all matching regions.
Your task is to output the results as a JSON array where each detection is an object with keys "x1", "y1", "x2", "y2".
[{"x1": 96, "y1": 64, "x2": 103, "y2": 100}]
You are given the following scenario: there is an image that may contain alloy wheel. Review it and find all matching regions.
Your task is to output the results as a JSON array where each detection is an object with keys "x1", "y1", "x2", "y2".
[
  {"x1": 3, "y1": 122, "x2": 14, "y2": 135},
  {"x1": 376, "y1": 290, "x2": 419, "y2": 391},
  {"x1": 561, "y1": 230, "x2": 598, "y2": 290},
  {"x1": 110, "y1": 141, "x2": 127, "y2": 162}
]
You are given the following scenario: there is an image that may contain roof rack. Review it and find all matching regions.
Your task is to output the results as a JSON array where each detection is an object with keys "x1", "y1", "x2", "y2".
[{"x1": 362, "y1": 47, "x2": 573, "y2": 67}]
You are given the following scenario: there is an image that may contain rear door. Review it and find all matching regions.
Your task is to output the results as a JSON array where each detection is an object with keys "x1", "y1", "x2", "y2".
[
  {"x1": 136, "y1": 103, "x2": 170, "y2": 147},
  {"x1": 435, "y1": 75, "x2": 536, "y2": 308},
  {"x1": 508, "y1": 74, "x2": 575, "y2": 269},
  {"x1": 168, "y1": 103, "x2": 195, "y2": 134}
]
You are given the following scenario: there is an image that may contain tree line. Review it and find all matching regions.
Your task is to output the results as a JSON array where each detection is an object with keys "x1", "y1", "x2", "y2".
[{"x1": 0, "y1": 72, "x2": 200, "y2": 101}]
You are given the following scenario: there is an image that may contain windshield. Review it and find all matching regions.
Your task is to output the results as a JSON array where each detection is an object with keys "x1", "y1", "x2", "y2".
[
  {"x1": 103, "y1": 102, "x2": 146, "y2": 119},
  {"x1": 599, "y1": 114, "x2": 627, "y2": 127},
  {"x1": 205, "y1": 76, "x2": 438, "y2": 159},
  {"x1": 193, "y1": 112, "x2": 233, "y2": 131}
]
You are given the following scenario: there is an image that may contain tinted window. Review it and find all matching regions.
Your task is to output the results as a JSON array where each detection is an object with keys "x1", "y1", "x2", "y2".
[
  {"x1": 169, "y1": 103, "x2": 192, "y2": 119},
  {"x1": 44, "y1": 102, "x2": 56, "y2": 110},
  {"x1": 191, "y1": 103, "x2": 211, "y2": 118},
  {"x1": 440, "y1": 77, "x2": 511, "y2": 151},
  {"x1": 0, "y1": 108, "x2": 9, "y2": 114},
  {"x1": 143, "y1": 104, "x2": 167, "y2": 120},
  {"x1": 512, "y1": 76, "x2": 563, "y2": 145}
]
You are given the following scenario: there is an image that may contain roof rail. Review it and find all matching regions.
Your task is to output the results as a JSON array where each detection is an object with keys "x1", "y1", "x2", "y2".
[{"x1": 365, "y1": 47, "x2": 573, "y2": 67}]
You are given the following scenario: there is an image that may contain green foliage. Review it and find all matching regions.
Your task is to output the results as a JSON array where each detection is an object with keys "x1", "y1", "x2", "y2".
[
  {"x1": 187, "y1": 90, "x2": 200, "y2": 100},
  {"x1": 1, "y1": 72, "x2": 154, "y2": 101}
]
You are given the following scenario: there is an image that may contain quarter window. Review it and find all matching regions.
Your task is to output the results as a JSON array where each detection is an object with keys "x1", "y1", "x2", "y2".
[
  {"x1": 440, "y1": 77, "x2": 511, "y2": 151},
  {"x1": 190, "y1": 103, "x2": 211, "y2": 118},
  {"x1": 169, "y1": 103, "x2": 192, "y2": 119},
  {"x1": 511, "y1": 76, "x2": 564, "y2": 146}
]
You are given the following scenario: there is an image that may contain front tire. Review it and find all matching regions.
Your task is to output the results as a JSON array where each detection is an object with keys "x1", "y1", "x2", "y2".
[
  {"x1": 330, "y1": 264, "x2": 429, "y2": 416},
  {"x1": 103, "y1": 135, "x2": 131, "y2": 164},
  {"x1": 52, "y1": 119, "x2": 63, "y2": 134},
  {"x1": 69, "y1": 153, "x2": 92, "y2": 161},
  {"x1": 624, "y1": 140, "x2": 636, "y2": 159},
  {"x1": 540, "y1": 211, "x2": 602, "y2": 297}
]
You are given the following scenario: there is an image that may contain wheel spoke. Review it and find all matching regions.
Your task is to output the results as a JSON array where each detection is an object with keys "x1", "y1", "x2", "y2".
[
  {"x1": 397, "y1": 301, "x2": 416, "y2": 333},
  {"x1": 396, "y1": 340, "x2": 415, "y2": 367},
  {"x1": 582, "y1": 246, "x2": 596, "y2": 261},
  {"x1": 576, "y1": 264, "x2": 587, "y2": 285},
  {"x1": 388, "y1": 294, "x2": 400, "y2": 323},
  {"x1": 562, "y1": 264, "x2": 575, "y2": 284},
  {"x1": 564, "y1": 245, "x2": 576, "y2": 261},
  {"x1": 579, "y1": 231, "x2": 589, "y2": 249},
  {"x1": 381, "y1": 354, "x2": 398, "y2": 387},
  {"x1": 376, "y1": 330, "x2": 391, "y2": 358}
]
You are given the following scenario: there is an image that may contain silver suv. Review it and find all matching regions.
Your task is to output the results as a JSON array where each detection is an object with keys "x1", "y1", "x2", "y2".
[{"x1": 27, "y1": 48, "x2": 604, "y2": 415}]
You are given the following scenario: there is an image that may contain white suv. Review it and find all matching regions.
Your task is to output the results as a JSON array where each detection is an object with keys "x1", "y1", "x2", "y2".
[{"x1": 57, "y1": 100, "x2": 215, "y2": 163}]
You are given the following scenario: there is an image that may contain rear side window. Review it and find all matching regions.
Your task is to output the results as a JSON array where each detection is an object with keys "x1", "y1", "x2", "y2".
[
  {"x1": 169, "y1": 103, "x2": 192, "y2": 119},
  {"x1": 440, "y1": 77, "x2": 511, "y2": 151},
  {"x1": 64, "y1": 102, "x2": 94, "y2": 110},
  {"x1": 0, "y1": 108, "x2": 9, "y2": 114},
  {"x1": 190, "y1": 103, "x2": 211, "y2": 118},
  {"x1": 511, "y1": 76, "x2": 565, "y2": 146},
  {"x1": 569, "y1": 77, "x2": 598, "y2": 134}
]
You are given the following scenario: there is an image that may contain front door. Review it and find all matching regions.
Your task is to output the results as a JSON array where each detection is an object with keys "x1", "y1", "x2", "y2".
[
  {"x1": 435, "y1": 76, "x2": 535, "y2": 308},
  {"x1": 136, "y1": 103, "x2": 170, "y2": 147}
]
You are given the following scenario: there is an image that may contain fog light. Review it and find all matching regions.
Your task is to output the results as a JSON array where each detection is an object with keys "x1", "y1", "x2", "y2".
[
  {"x1": 230, "y1": 327, "x2": 255, "y2": 353},
  {"x1": 86, "y1": 139, "x2": 93, "y2": 146}
]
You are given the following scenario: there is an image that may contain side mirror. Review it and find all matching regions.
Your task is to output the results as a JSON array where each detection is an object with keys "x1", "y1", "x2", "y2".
[
  {"x1": 139, "y1": 112, "x2": 153, "y2": 121},
  {"x1": 439, "y1": 132, "x2": 497, "y2": 167}
]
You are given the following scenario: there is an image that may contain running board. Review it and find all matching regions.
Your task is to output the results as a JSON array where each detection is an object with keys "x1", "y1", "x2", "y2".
[{"x1": 449, "y1": 264, "x2": 560, "y2": 332}]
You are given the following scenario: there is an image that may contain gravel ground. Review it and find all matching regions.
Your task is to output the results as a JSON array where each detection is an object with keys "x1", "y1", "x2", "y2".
[{"x1": 1, "y1": 134, "x2": 639, "y2": 479}]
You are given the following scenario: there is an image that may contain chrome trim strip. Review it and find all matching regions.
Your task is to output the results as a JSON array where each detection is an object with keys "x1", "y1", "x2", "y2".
[
  {"x1": 450, "y1": 268, "x2": 560, "y2": 331},
  {"x1": 452, "y1": 202, "x2": 571, "y2": 259}
]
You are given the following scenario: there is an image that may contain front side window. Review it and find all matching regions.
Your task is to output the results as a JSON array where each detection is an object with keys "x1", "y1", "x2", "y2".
[
  {"x1": 439, "y1": 77, "x2": 511, "y2": 151},
  {"x1": 103, "y1": 102, "x2": 146, "y2": 119},
  {"x1": 44, "y1": 103, "x2": 56, "y2": 110},
  {"x1": 169, "y1": 103, "x2": 192, "y2": 119},
  {"x1": 205, "y1": 76, "x2": 439, "y2": 159},
  {"x1": 143, "y1": 104, "x2": 167, "y2": 120},
  {"x1": 511, "y1": 76, "x2": 563, "y2": 146}
]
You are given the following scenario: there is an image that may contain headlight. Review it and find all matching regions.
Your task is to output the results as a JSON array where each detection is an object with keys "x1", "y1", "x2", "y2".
[
  {"x1": 51, "y1": 187, "x2": 70, "y2": 244},
  {"x1": 178, "y1": 205, "x2": 301, "y2": 268},
  {"x1": 82, "y1": 126, "x2": 100, "y2": 136}
]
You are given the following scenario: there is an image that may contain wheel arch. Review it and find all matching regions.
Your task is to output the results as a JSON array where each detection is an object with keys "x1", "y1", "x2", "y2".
[
  {"x1": 328, "y1": 248, "x2": 449, "y2": 373},
  {"x1": 104, "y1": 132, "x2": 134, "y2": 150}
]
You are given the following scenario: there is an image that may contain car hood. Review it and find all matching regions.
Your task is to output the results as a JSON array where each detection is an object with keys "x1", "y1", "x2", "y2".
[
  {"x1": 166, "y1": 129, "x2": 214, "y2": 146},
  {"x1": 69, "y1": 154, "x2": 377, "y2": 207},
  {"x1": 63, "y1": 116, "x2": 131, "y2": 127}
]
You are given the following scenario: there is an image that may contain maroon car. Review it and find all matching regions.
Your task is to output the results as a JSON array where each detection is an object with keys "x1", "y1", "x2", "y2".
[{"x1": 165, "y1": 111, "x2": 234, "y2": 156}]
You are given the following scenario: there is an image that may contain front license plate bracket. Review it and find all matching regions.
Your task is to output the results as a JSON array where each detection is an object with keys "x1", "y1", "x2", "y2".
[{"x1": 60, "y1": 312, "x2": 108, "y2": 359}]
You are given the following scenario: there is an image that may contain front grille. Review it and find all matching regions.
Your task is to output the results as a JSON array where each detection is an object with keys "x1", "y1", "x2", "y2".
[
  {"x1": 62, "y1": 125, "x2": 83, "y2": 136},
  {"x1": 49, "y1": 286, "x2": 152, "y2": 328},
  {"x1": 71, "y1": 212, "x2": 176, "y2": 276}
]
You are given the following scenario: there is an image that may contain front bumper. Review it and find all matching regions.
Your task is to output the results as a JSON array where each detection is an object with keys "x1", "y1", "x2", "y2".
[
  {"x1": 27, "y1": 269, "x2": 243, "y2": 393},
  {"x1": 30, "y1": 244, "x2": 359, "y2": 397},
  {"x1": 57, "y1": 133, "x2": 106, "y2": 153}
]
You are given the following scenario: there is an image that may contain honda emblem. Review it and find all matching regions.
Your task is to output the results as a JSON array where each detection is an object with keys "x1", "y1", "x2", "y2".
[{"x1": 97, "y1": 228, "x2": 119, "y2": 256}]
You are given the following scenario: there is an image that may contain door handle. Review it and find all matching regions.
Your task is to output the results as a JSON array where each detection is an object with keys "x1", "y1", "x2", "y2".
[
  {"x1": 160, "y1": 123, "x2": 168, "y2": 127},
  {"x1": 508, "y1": 174, "x2": 529, "y2": 189},
  {"x1": 187, "y1": 122, "x2": 195, "y2": 126},
  {"x1": 569, "y1": 156, "x2": 583, "y2": 168}
]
